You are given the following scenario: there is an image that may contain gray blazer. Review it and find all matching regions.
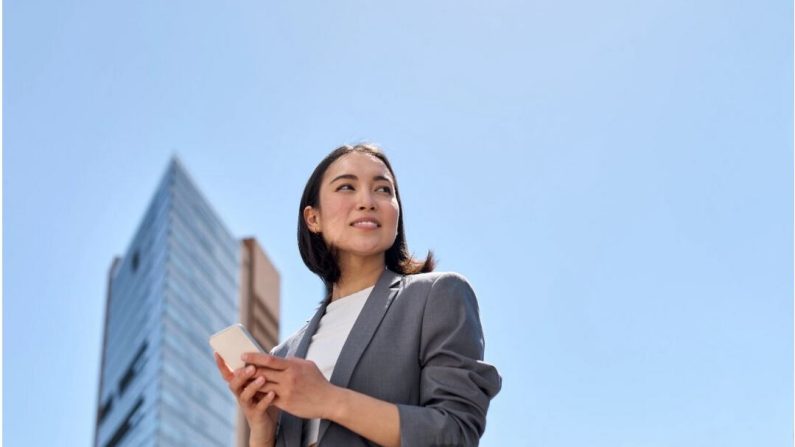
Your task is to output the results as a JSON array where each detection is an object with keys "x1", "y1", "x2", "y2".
[{"x1": 271, "y1": 269, "x2": 502, "y2": 447}]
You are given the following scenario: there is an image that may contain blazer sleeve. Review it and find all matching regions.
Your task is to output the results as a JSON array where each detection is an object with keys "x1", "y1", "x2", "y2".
[{"x1": 396, "y1": 272, "x2": 502, "y2": 446}]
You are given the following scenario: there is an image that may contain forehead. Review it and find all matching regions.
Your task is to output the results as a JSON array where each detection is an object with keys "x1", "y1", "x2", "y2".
[{"x1": 323, "y1": 152, "x2": 393, "y2": 181}]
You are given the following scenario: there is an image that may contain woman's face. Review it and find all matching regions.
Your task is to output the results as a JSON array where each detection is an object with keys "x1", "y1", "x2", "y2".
[{"x1": 304, "y1": 152, "x2": 400, "y2": 262}]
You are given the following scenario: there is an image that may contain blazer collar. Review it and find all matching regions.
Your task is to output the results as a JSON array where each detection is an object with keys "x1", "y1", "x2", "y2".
[
  {"x1": 326, "y1": 267, "x2": 402, "y2": 386},
  {"x1": 284, "y1": 268, "x2": 403, "y2": 446},
  {"x1": 294, "y1": 268, "x2": 402, "y2": 360}
]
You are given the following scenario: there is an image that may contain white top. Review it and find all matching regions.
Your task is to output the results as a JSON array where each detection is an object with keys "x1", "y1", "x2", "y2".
[{"x1": 303, "y1": 285, "x2": 375, "y2": 446}]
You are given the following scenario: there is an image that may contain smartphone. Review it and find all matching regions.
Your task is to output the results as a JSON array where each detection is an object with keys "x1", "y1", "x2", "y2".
[{"x1": 209, "y1": 323, "x2": 265, "y2": 371}]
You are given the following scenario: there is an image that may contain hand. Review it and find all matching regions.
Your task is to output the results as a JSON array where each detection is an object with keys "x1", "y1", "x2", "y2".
[
  {"x1": 241, "y1": 353, "x2": 341, "y2": 420},
  {"x1": 214, "y1": 352, "x2": 280, "y2": 445}
]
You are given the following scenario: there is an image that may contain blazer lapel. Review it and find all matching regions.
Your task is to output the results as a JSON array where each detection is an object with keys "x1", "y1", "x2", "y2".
[
  {"x1": 279, "y1": 298, "x2": 330, "y2": 447},
  {"x1": 293, "y1": 299, "x2": 330, "y2": 359},
  {"x1": 317, "y1": 269, "x2": 403, "y2": 443}
]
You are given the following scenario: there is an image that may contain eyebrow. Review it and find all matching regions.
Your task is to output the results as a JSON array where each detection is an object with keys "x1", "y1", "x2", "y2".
[{"x1": 330, "y1": 174, "x2": 393, "y2": 184}]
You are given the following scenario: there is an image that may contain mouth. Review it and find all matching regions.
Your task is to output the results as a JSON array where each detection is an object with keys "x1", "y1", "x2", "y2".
[{"x1": 350, "y1": 218, "x2": 381, "y2": 229}]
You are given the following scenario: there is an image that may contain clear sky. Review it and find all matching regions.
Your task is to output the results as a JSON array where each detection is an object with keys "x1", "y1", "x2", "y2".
[{"x1": 4, "y1": 0, "x2": 792, "y2": 446}]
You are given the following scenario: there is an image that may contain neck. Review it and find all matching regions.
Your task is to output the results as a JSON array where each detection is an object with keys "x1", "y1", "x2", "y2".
[{"x1": 331, "y1": 254, "x2": 385, "y2": 301}]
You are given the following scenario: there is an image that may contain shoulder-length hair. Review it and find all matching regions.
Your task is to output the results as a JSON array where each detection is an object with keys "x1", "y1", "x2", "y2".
[{"x1": 297, "y1": 143, "x2": 435, "y2": 293}]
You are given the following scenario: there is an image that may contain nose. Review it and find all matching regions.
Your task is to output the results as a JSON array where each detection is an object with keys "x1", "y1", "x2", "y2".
[{"x1": 357, "y1": 190, "x2": 376, "y2": 211}]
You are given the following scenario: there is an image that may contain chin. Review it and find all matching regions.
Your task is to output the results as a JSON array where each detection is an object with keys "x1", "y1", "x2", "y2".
[{"x1": 340, "y1": 244, "x2": 390, "y2": 259}]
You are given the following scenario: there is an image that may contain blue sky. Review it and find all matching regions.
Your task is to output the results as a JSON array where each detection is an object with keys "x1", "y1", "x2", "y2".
[{"x1": 4, "y1": 0, "x2": 792, "y2": 446}]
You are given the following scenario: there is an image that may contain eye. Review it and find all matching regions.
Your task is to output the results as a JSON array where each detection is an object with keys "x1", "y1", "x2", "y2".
[
  {"x1": 376, "y1": 185, "x2": 393, "y2": 194},
  {"x1": 335, "y1": 183, "x2": 354, "y2": 191}
]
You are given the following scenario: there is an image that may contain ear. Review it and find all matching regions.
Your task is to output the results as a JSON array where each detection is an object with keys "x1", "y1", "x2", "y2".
[{"x1": 303, "y1": 205, "x2": 321, "y2": 233}]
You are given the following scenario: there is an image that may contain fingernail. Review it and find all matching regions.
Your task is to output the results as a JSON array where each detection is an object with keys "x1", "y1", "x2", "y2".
[
  {"x1": 255, "y1": 376, "x2": 264, "y2": 383},
  {"x1": 246, "y1": 365, "x2": 255, "y2": 374}
]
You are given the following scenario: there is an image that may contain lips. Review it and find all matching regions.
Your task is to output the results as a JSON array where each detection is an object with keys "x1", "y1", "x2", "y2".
[{"x1": 350, "y1": 217, "x2": 381, "y2": 228}]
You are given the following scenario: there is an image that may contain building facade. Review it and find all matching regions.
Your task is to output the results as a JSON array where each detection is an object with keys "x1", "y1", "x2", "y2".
[{"x1": 94, "y1": 158, "x2": 279, "y2": 447}]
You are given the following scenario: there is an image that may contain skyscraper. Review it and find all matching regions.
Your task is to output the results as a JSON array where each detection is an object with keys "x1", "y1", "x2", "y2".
[{"x1": 94, "y1": 157, "x2": 279, "y2": 447}]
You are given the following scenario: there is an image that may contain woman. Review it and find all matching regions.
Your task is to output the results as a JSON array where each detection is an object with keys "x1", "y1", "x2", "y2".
[{"x1": 214, "y1": 144, "x2": 501, "y2": 446}]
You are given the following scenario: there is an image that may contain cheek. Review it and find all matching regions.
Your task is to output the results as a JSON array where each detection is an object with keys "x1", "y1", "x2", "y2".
[
  {"x1": 386, "y1": 202, "x2": 400, "y2": 230},
  {"x1": 318, "y1": 198, "x2": 351, "y2": 231}
]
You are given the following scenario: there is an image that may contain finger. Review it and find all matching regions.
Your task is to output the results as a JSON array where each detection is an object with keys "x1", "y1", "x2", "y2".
[
  {"x1": 255, "y1": 390, "x2": 276, "y2": 412},
  {"x1": 214, "y1": 353, "x2": 234, "y2": 381},
  {"x1": 256, "y1": 367, "x2": 285, "y2": 384},
  {"x1": 239, "y1": 375, "x2": 265, "y2": 404},
  {"x1": 241, "y1": 353, "x2": 289, "y2": 370},
  {"x1": 229, "y1": 365, "x2": 257, "y2": 395},
  {"x1": 259, "y1": 381, "x2": 281, "y2": 397},
  {"x1": 251, "y1": 369, "x2": 269, "y2": 383}
]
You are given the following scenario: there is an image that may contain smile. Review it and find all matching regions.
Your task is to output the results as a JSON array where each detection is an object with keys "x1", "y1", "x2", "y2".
[{"x1": 350, "y1": 218, "x2": 381, "y2": 229}]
